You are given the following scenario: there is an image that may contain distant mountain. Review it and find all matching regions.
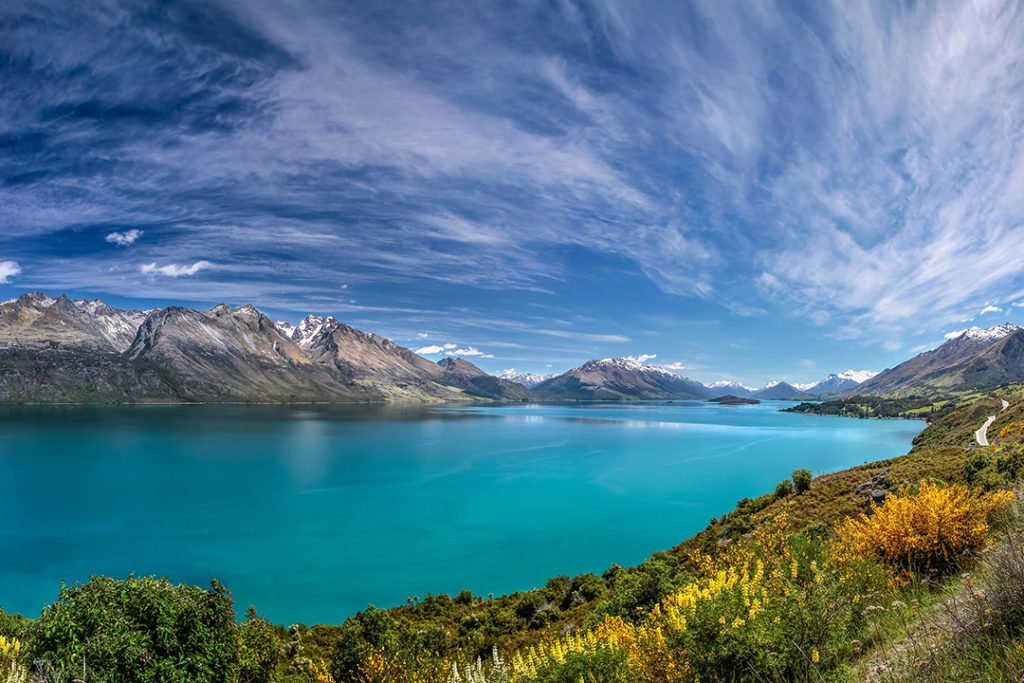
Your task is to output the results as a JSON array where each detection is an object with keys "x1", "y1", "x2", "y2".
[
  {"x1": 437, "y1": 357, "x2": 532, "y2": 400},
  {"x1": 128, "y1": 304, "x2": 366, "y2": 402},
  {"x1": 0, "y1": 292, "x2": 148, "y2": 351},
  {"x1": 533, "y1": 358, "x2": 712, "y2": 400},
  {"x1": 706, "y1": 380, "x2": 754, "y2": 398},
  {"x1": 804, "y1": 370, "x2": 878, "y2": 395},
  {"x1": 497, "y1": 369, "x2": 556, "y2": 388},
  {"x1": 751, "y1": 381, "x2": 803, "y2": 400},
  {"x1": 0, "y1": 292, "x2": 537, "y2": 403},
  {"x1": 855, "y1": 324, "x2": 1021, "y2": 396},
  {"x1": 0, "y1": 293, "x2": 168, "y2": 402}
]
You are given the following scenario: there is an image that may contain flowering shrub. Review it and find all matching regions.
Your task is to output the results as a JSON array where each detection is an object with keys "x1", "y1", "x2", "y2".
[
  {"x1": 355, "y1": 515, "x2": 890, "y2": 682},
  {"x1": 509, "y1": 516, "x2": 888, "y2": 682},
  {"x1": 835, "y1": 481, "x2": 1015, "y2": 569},
  {"x1": 311, "y1": 658, "x2": 337, "y2": 683},
  {"x1": 1, "y1": 634, "x2": 29, "y2": 683}
]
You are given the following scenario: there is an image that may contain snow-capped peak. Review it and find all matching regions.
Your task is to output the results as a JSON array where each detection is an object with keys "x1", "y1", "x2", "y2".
[
  {"x1": 962, "y1": 323, "x2": 1019, "y2": 343},
  {"x1": 274, "y1": 314, "x2": 339, "y2": 348},
  {"x1": 498, "y1": 368, "x2": 556, "y2": 388},
  {"x1": 791, "y1": 382, "x2": 815, "y2": 391},
  {"x1": 835, "y1": 369, "x2": 877, "y2": 383},
  {"x1": 585, "y1": 357, "x2": 674, "y2": 376},
  {"x1": 708, "y1": 380, "x2": 754, "y2": 391}
]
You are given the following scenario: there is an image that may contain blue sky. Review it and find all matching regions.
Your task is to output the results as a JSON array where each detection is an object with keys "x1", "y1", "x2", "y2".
[{"x1": 2, "y1": 0, "x2": 1024, "y2": 385}]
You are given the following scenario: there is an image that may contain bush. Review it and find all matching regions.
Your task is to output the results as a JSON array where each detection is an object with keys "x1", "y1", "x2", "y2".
[
  {"x1": 1, "y1": 632, "x2": 30, "y2": 683},
  {"x1": 524, "y1": 646, "x2": 630, "y2": 682},
  {"x1": 571, "y1": 573, "x2": 606, "y2": 602},
  {"x1": 0, "y1": 607, "x2": 28, "y2": 639},
  {"x1": 792, "y1": 468, "x2": 813, "y2": 493},
  {"x1": 510, "y1": 515, "x2": 891, "y2": 682},
  {"x1": 514, "y1": 592, "x2": 548, "y2": 620},
  {"x1": 775, "y1": 479, "x2": 794, "y2": 498},
  {"x1": 586, "y1": 554, "x2": 681, "y2": 626},
  {"x1": 28, "y1": 576, "x2": 238, "y2": 683},
  {"x1": 331, "y1": 606, "x2": 402, "y2": 681},
  {"x1": 238, "y1": 606, "x2": 280, "y2": 683},
  {"x1": 836, "y1": 480, "x2": 1015, "y2": 569}
]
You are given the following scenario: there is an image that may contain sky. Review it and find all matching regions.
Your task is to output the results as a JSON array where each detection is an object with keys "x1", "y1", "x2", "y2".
[{"x1": 2, "y1": 0, "x2": 1024, "y2": 386}]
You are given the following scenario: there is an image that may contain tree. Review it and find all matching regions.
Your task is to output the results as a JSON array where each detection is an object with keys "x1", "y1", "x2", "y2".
[
  {"x1": 775, "y1": 479, "x2": 794, "y2": 498},
  {"x1": 792, "y1": 468, "x2": 813, "y2": 494}
]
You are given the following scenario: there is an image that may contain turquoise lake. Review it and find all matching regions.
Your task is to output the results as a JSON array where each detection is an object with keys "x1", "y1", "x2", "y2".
[{"x1": 0, "y1": 401, "x2": 922, "y2": 624}]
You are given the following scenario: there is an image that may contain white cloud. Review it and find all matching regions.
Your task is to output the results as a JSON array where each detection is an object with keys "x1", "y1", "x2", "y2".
[
  {"x1": 105, "y1": 229, "x2": 143, "y2": 246},
  {"x1": 1014, "y1": 302, "x2": 1024, "y2": 308},
  {"x1": 662, "y1": 361, "x2": 688, "y2": 371},
  {"x1": 416, "y1": 332, "x2": 429, "y2": 338},
  {"x1": 624, "y1": 353, "x2": 657, "y2": 364},
  {"x1": 980, "y1": 305, "x2": 1002, "y2": 315},
  {"x1": 445, "y1": 346, "x2": 494, "y2": 358},
  {"x1": 416, "y1": 342, "x2": 457, "y2": 354},
  {"x1": 140, "y1": 260, "x2": 212, "y2": 277},
  {"x1": 0, "y1": 260, "x2": 21, "y2": 283}
]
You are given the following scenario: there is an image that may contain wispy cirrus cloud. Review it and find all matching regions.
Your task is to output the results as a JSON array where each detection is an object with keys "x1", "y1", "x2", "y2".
[{"x1": 2, "y1": 0, "x2": 1024, "y2": 371}]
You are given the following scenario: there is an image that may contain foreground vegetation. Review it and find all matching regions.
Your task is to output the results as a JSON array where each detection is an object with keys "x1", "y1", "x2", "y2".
[{"x1": 5, "y1": 390, "x2": 1024, "y2": 682}]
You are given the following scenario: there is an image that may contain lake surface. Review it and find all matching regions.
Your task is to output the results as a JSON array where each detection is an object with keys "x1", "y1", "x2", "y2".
[{"x1": 0, "y1": 401, "x2": 922, "y2": 624}]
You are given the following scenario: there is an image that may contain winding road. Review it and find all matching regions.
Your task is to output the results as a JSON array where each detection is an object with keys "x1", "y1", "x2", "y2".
[{"x1": 975, "y1": 399, "x2": 1010, "y2": 447}]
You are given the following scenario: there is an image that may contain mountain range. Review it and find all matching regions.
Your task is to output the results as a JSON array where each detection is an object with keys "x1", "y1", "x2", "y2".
[
  {"x1": 3, "y1": 292, "x2": 1021, "y2": 404},
  {"x1": 851, "y1": 324, "x2": 1024, "y2": 396}
]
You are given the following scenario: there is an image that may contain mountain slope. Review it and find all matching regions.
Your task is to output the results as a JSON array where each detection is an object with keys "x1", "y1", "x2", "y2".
[
  {"x1": 804, "y1": 370, "x2": 878, "y2": 396},
  {"x1": 855, "y1": 324, "x2": 1021, "y2": 395},
  {"x1": 0, "y1": 293, "x2": 170, "y2": 402},
  {"x1": 128, "y1": 304, "x2": 373, "y2": 401},
  {"x1": 437, "y1": 357, "x2": 532, "y2": 400},
  {"x1": 0, "y1": 292, "x2": 148, "y2": 351},
  {"x1": 533, "y1": 358, "x2": 712, "y2": 400},
  {"x1": 706, "y1": 381, "x2": 754, "y2": 398},
  {"x1": 751, "y1": 381, "x2": 802, "y2": 400},
  {"x1": 497, "y1": 369, "x2": 555, "y2": 389}
]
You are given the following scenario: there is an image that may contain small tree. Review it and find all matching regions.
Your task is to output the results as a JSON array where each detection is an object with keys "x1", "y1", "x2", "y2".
[
  {"x1": 792, "y1": 468, "x2": 813, "y2": 494},
  {"x1": 238, "y1": 606, "x2": 280, "y2": 683},
  {"x1": 775, "y1": 479, "x2": 794, "y2": 498}
]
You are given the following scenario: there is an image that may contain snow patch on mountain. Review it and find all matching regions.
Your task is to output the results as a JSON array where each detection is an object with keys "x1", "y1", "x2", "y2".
[
  {"x1": 587, "y1": 357, "x2": 677, "y2": 377},
  {"x1": 274, "y1": 314, "x2": 337, "y2": 348},
  {"x1": 944, "y1": 324, "x2": 1020, "y2": 343},
  {"x1": 497, "y1": 369, "x2": 555, "y2": 388},
  {"x1": 709, "y1": 380, "x2": 754, "y2": 391},
  {"x1": 835, "y1": 369, "x2": 877, "y2": 383}
]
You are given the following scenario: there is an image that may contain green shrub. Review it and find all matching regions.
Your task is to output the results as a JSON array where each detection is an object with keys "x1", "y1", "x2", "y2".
[
  {"x1": 775, "y1": 479, "x2": 794, "y2": 498},
  {"x1": 586, "y1": 554, "x2": 682, "y2": 626},
  {"x1": 527, "y1": 646, "x2": 630, "y2": 682},
  {"x1": 0, "y1": 606, "x2": 28, "y2": 638},
  {"x1": 571, "y1": 574, "x2": 606, "y2": 602},
  {"x1": 238, "y1": 606, "x2": 280, "y2": 683},
  {"x1": 514, "y1": 591, "x2": 548, "y2": 619},
  {"x1": 331, "y1": 605, "x2": 402, "y2": 681},
  {"x1": 792, "y1": 468, "x2": 813, "y2": 493},
  {"x1": 28, "y1": 576, "x2": 238, "y2": 683}
]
